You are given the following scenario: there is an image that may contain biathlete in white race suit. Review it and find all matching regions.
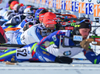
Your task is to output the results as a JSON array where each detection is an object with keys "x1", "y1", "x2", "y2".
[{"x1": 0, "y1": 21, "x2": 98, "y2": 64}]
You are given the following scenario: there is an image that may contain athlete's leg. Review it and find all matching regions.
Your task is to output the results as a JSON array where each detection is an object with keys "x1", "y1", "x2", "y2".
[
  {"x1": 31, "y1": 44, "x2": 72, "y2": 64},
  {"x1": 0, "y1": 49, "x2": 17, "y2": 62},
  {"x1": 31, "y1": 43, "x2": 56, "y2": 62}
]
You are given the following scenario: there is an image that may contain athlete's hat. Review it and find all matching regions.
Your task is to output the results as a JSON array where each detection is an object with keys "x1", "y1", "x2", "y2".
[
  {"x1": 10, "y1": 1, "x2": 19, "y2": 9},
  {"x1": 72, "y1": 21, "x2": 91, "y2": 35},
  {"x1": 74, "y1": 22, "x2": 91, "y2": 30},
  {"x1": 43, "y1": 12, "x2": 57, "y2": 25}
]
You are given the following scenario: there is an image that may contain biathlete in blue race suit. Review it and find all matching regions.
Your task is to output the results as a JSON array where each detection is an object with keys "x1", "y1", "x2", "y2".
[{"x1": 0, "y1": 30, "x2": 73, "y2": 64}]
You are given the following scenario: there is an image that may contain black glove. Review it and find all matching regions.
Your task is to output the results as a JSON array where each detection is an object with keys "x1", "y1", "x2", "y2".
[{"x1": 55, "y1": 56, "x2": 73, "y2": 64}]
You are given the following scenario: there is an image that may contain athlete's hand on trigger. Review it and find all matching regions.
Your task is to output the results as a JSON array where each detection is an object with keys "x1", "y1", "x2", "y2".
[{"x1": 80, "y1": 38, "x2": 93, "y2": 50}]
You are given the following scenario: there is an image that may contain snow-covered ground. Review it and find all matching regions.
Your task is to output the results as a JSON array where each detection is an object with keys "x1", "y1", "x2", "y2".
[
  {"x1": 0, "y1": 52, "x2": 98, "y2": 74},
  {"x1": 0, "y1": 60, "x2": 100, "y2": 74},
  {"x1": 0, "y1": 1, "x2": 100, "y2": 74}
]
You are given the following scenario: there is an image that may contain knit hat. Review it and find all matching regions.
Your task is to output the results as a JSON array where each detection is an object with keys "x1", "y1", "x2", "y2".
[
  {"x1": 10, "y1": 1, "x2": 19, "y2": 10},
  {"x1": 13, "y1": 4, "x2": 19, "y2": 10},
  {"x1": 43, "y1": 12, "x2": 57, "y2": 25},
  {"x1": 72, "y1": 22, "x2": 91, "y2": 35},
  {"x1": 75, "y1": 22, "x2": 91, "y2": 30}
]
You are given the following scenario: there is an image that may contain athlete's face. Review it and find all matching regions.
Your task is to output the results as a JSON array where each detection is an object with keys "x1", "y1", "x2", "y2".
[{"x1": 79, "y1": 28, "x2": 90, "y2": 39}]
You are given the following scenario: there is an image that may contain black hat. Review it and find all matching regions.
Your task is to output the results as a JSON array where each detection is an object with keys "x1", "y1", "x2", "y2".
[
  {"x1": 72, "y1": 22, "x2": 91, "y2": 35},
  {"x1": 75, "y1": 22, "x2": 91, "y2": 29}
]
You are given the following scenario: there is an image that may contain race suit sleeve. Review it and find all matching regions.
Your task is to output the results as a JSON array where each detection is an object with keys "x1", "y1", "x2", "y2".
[
  {"x1": 38, "y1": 30, "x2": 65, "y2": 47},
  {"x1": 29, "y1": 25, "x2": 43, "y2": 41},
  {"x1": 83, "y1": 49, "x2": 100, "y2": 64}
]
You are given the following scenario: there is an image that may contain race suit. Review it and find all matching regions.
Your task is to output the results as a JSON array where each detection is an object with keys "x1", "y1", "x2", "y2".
[{"x1": 83, "y1": 49, "x2": 100, "y2": 64}]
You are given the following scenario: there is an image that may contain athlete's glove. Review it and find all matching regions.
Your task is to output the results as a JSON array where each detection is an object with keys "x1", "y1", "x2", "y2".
[
  {"x1": 55, "y1": 56, "x2": 73, "y2": 64},
  {"x1": 80, "y1": 38, "x2": 93, "y2": 50}
]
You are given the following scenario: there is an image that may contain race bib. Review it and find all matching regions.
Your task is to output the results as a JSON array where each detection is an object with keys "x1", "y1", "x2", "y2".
[{"x1": 16, "y1": 46, "x2": 32, "y2": 59}]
